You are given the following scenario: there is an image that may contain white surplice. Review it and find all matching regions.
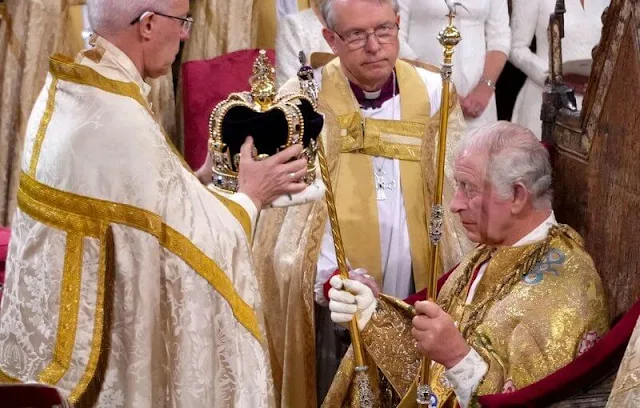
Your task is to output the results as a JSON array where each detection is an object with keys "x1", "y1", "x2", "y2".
[{"x1": 313, "y1": 67, "x2": 443, "y2": 303}]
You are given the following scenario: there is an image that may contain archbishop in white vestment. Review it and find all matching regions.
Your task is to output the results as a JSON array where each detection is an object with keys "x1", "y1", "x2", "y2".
[{"x1": 0, "y1": 35, "x2": 275, "y2": 407}]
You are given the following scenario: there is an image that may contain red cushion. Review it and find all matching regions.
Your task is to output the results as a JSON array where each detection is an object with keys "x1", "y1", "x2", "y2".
[
  {"x1": 478, "y1": 298, "x2": 640, "y2": 407},
  {"x1": 182, "y1": 49, "x2": 276, "y2": 171},
  {"x1": 0, "y1": 227, "x2": 9, "y2": 299},
  {"x1": 0, "y1": 383, "x2": 68, "y2": 407},
  {"x1": 0, "y1": 227, "x2": 9, "y2": 261},
  {"x1": 403, "y1": 264, "x2": 458, "y2": 306}
]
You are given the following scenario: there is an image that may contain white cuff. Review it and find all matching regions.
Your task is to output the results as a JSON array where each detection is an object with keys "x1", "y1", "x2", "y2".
[
  {"x1": 229, "y1": 192, "x2": 258, "y2": 236},
  {"x1": 265, "y1": 179, "x2": 325, "y2": 208},
  {"x1": 313, "y1": 266, "x2": 363, "y2": 306},
  {"x1": 443, "y1": 348, "x2": 488, "y2": 408},
  {"x1": 314, "y1": 267, "x2": 336, "y2": 306}
]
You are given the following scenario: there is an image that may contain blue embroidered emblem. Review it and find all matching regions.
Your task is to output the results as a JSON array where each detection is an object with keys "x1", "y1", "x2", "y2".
[
  {"x1": 522, "y1": 248, "x2": 565, "y2": 285},
  {"x1": 429, "y1": 394, "x2": 438, "y2": 408}
]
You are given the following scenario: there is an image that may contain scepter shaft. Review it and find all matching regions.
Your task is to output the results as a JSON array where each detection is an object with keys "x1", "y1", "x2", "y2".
[
  {"x1": 316, "y1": 141, "x2": 366, "y2": 365},
  {"x1": 417, "y1": 8, "x2": 461, "y2": 406},
  {"x1": 294, "y1": 49, "x2": 372, "y2": 406},
  {"x1": 317, "y1": 140, "x2": 372, "y2": 407}
]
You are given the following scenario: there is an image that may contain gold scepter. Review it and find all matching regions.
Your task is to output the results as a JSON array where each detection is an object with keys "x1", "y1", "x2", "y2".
[
  {"x1": 416, "y1": 3, "x2": 462, "y2": 406},
  {"x1": 296, "y1": 51, "x2": 373, "y2": 408}
]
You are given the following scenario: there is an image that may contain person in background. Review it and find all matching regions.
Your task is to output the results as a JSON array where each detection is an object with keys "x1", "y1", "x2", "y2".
[
  {"x1": 275, "y1": 0, "x2": 417, "y2": 86},
  {"x1": 401, "y1": 0, "x2": 511, "y2": 134},
  {"x1": 510, "y1": 0, "x2": 608, "y2": 139}
]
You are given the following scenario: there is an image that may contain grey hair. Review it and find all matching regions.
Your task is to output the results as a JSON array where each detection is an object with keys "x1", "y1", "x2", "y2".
[
  {"x1": 86, "y1": 0, "x2": 170, "y2": 33},
  {"x1": 320, "y1": 0, "x2": 400, "y2": 30},
  {"x1": 457, "y1": 121, "x2": 553, "y2": 209}
]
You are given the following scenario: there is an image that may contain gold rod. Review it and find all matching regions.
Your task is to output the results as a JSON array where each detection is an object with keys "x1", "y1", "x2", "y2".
[
  {"x1": 417, "y1": 7, "x2": 461, "y2": 406},
  {"x1": 316, "y1": 140, "x2": 368, "y2": 374},
  {"x1": 295, "y1": 49, "x2": 371, "y2": 405}
]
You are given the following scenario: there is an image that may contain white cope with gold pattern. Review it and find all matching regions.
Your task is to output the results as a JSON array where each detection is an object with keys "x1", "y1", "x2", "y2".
[{"x1": 0, "y1": 36, "x2": 275, "y2": 407}]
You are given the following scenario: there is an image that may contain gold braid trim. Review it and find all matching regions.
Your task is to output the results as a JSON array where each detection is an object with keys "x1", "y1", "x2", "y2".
[
  {"x1": 11, "y1": 183, "x2": 113, "y2": 405},
  {"x1": 379, "y1": 294, "x2": 416, "y2": 318},
  {"x1": 439, "y1": 248, "x2": 492, "y2": 315},
  {"x1": 37, "y1": 233, "x2": 84, "y2": 385},
  {"x1": 28, "y1": 78, "x2": 59, "y2": 176},
  {"x1": 47, "y1": 54, "x2": 252, "y2": 239},
  {"x1": 71, "y1": 225, "x2": 115, "y2": 407}
]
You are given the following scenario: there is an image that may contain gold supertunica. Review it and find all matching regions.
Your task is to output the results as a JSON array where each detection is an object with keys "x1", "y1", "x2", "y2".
[{"x1": 207, "y1": 50, "x2": 322, "y2": 193}]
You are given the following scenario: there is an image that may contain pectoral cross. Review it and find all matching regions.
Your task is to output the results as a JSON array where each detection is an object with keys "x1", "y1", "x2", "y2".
[{"x1": 375, "y1": 171, "x2": 396, "y2": 201}]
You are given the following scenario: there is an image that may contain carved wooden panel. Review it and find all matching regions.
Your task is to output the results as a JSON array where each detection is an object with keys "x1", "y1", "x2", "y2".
[{"x1": 546, "y1": 0, "x2": 640, "y2": 320}]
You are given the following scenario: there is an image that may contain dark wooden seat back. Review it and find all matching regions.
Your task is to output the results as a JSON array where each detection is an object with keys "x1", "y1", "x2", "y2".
[{"x1": 542, "y1": 0, "x2": 640, "y2": 321}]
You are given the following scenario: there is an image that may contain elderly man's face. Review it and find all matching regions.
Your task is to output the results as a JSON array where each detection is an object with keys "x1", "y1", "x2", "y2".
[
  {"x1": 142, "y1": 0, "x2": 190, "y2": 78},
  {"x1": 450, "y1": 149, "x2": 514, "y2": 245},
  {"x1": 324, "y1": 0, "x2": 400, "y2": 89}
]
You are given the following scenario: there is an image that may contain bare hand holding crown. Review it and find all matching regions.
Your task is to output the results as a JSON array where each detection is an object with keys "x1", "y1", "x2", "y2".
[{"x1": 238, "y1": 137, "x2": 308, "y2": 209}]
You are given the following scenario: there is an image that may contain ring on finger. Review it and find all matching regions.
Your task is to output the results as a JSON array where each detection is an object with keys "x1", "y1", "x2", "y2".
[{"x1": 289, "y1": 172, "x2": 296, "y2": 181}]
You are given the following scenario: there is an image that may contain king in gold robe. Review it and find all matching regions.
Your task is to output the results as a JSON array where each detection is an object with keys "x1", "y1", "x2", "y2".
[
  {"x1": 252, "y1": 54, "x2": 472, "y2": 407},
  {"x1": 324, "y1": 216, "x2": 609, "y2": 407},
  {"x1": 0, "y1": 36, "x2": 275, "y2": 407}
]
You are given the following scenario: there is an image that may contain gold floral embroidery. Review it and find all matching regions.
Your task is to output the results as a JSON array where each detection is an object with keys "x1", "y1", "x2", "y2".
[{"x1": 49, "y1": 54, "x2": 147, "y2": 107}]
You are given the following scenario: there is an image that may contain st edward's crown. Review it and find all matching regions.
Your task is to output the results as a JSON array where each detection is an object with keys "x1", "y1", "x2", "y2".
[{"x1": 207, "y1": 50, "x2": 324, "y2": 193}]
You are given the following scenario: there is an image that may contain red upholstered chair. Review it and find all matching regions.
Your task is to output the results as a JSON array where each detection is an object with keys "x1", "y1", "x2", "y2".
[
  {"x1": 0, "y1": 226, "x2": 10, "y2": 303},
  {"x1": 182, "y1": 49, "x2": 276, "y2": 171}
]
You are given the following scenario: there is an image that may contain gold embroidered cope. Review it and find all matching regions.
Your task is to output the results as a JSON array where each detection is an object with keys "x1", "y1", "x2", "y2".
[{"x1": 323, "y1": 225, "x2": 609, "y2": 408}]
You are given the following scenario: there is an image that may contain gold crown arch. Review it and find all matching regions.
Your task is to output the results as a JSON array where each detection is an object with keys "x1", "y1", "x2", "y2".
[{"x1": 207, "y1": 50, "x2": 319, "y2": 193}]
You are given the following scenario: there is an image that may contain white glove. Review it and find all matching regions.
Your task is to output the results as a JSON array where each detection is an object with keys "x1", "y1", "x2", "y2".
[
  {"x1": 266, "y1": 178, "x2": 326, "y2": 208},
  {"x1": 328, "y1": 275, "x2": 377, "y2": 331}
]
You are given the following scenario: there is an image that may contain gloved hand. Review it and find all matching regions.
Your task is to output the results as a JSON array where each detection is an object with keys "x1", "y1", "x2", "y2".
[
  {"x1": 328, "y1": 275, "x2": 377, "y2": 331},
  {"x1": 348, "y1": 268, "x2": 381, "y2": 298}
]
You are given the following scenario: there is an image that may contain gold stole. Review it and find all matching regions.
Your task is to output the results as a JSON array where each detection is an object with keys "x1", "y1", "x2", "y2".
[
  {"x1": 319, "y1": 58, "x2": 433, "y2": 291},
  {"x1": 427, "y1": 244, "x2": 539, "y2": 408},
  {"x1": 252, "y1": 0, "x2": 277, "y2": 49},
  {"x1": 395, "y1": 248, "x2": 492, "y2": 408},
  {"x1": 428, "y1": 250, "x2": 491, "y2": 408}
]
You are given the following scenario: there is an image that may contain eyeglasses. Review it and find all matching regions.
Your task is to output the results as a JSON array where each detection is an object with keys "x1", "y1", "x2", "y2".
[
  {"x1": 130, "y1": 11, "x2": 194, "y2": 34},
  {"x1": 333, "y1": 23, "x2": 399, "y2": 50}
]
